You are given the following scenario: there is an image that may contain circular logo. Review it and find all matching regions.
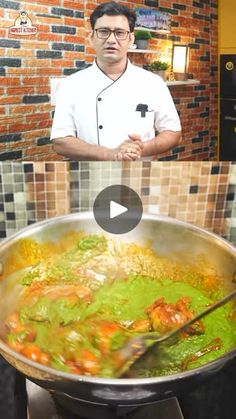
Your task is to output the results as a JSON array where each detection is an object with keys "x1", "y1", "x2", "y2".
[
  {"x1": 93, "y1": 185, "x2": 143, "y2": 235},
  {"x1": 226, "y1": 61, "x2": 234, "y2": 71}
]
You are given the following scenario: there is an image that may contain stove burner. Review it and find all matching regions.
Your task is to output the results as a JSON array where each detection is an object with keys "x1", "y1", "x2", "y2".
[
  {"x1": 53, "y1": 392, "x2": 184, "y2": 419},
  {"x1": 26, "y1": 381, "x2": 184, "y2": 419}
]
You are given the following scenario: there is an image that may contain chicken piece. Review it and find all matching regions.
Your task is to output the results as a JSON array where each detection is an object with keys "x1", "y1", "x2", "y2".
[
  {"x1": 146, "y1": 296, "x2": 204, "y2": 335},
  {"x1": 39, "y1": 284, "x2": 92, "y2": 303},
  {"x1": 73, "y1": 255, "x2": 127, "y2": 286}
]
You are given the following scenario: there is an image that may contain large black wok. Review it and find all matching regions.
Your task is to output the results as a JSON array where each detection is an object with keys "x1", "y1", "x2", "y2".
[{"x1": 0, "y1": 212, "x2": 236, "y2": 406}]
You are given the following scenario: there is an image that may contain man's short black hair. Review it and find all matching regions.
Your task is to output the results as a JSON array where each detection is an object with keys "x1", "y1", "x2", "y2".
[{"x1": 90, "y1": 1, "x2": 136, "y2": 32}]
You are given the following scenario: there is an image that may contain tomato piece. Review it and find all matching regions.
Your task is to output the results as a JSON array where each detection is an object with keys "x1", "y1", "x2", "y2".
[
  {"x1": 21, "y1": 344, "x2": 42, "y2": 362},
  {"x1": 39, "y1": 352, "x2": 51, "y2": 365},
  {"x1": 24, "y1": 330, "x2": 36, "y2": 342},
  {"x1": 97, "y1": 321, "x2": 122, "y2": 355},
  {"x1": 78, "y1": 349, "x2": 100, "y2": 376},
  {"x1": 8, "y1": 340, "x2": 24, "y2": 352},
  {"x1": 66, "y1": 361, "x2": 83, "y2": 375}
]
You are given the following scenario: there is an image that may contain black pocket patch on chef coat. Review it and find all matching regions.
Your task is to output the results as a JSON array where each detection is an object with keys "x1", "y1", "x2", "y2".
[{"x1": 135, "y1": 104, "x2": 153, "y2": 117}]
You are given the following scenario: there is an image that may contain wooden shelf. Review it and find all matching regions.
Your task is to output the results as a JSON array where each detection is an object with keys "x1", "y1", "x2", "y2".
[
  {"x1": 167, "y1": 79, "x2": 200, "y2": 86},
  {"x1": 128, "y1": 48, "x2": 159, "y2": 54},
  {"x1": 135, "y1": 26, "x2": 170, "y2": 34}
]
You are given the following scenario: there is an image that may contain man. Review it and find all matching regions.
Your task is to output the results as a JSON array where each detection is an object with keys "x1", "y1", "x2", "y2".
[{"x1": 51, "y1": 1, "x2": 182, "y2": 161}]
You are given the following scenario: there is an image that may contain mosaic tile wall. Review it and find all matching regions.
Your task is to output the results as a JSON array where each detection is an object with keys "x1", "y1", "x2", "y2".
[
  {"x1": 0, "y1": 162, "x2": 235, "y2": 245},
  {"x1": 122, "y1": 162, "x2": 236, "y2": 241}
]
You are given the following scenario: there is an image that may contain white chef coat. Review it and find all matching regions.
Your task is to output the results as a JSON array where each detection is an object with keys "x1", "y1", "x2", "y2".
[{"x1": 50, "y1": 60, "x2": 181, "y2": 148}]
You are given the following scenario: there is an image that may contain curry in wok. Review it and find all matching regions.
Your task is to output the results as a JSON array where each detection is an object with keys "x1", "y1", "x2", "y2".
[{"x1": 1, "y1": 232, "x2": 236, "y2": 378}]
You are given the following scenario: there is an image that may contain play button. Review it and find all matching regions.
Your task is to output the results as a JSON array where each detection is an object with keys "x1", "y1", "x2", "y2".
[
  {"x1": 110, "y1": 201, "x2": 128, "y2": 219},
  {"x1": 93, "y1": 185, "x2": 143, "y2": 234}
]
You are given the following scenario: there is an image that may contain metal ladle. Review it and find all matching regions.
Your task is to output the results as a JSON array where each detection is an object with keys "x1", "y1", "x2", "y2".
[{"x1": 115, "y1": 289, "x2": 236, "y2": 378}]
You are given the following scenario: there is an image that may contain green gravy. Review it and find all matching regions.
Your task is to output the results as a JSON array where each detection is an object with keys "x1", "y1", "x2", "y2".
[{"x1": 2, "y1": 234, "x2": 236, "y2": 378}]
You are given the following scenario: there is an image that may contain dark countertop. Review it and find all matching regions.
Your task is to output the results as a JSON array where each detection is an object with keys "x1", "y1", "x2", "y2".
[
  {"x1": 178, "y1": 358, "x2": 236, "y2": 419},
  {"x1": 0, "y1": 357, "x2": 26, "y2": 419}
]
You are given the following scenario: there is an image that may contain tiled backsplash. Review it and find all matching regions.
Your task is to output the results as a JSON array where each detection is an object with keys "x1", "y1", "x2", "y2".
[{"x1": 0, "y1": 162, "x2": 235, "y2": 245}]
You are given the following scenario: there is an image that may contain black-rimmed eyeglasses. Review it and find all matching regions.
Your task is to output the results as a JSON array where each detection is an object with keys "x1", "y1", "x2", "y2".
[{"x1": 94, "y1": 28, "x2": 130, "y2": 40}]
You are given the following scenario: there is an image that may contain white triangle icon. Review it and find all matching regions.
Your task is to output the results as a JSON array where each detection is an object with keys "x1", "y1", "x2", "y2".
[{"x1": 110, "y1": 201, "x2": 128, "y2": 219}]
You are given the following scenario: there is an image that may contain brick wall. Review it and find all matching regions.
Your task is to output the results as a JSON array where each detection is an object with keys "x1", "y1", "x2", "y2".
[{"x1": 0, "y1": 0, "x2": 218, "y2": 161}]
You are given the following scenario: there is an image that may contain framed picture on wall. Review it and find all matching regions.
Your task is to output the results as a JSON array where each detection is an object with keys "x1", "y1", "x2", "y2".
[{"x1": 135, "y1": 8, "x2": 171, "y2": 33}]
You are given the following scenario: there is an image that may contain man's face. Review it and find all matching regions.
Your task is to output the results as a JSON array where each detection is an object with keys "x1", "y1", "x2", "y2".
[{"x1": 90, "y1": 14, "x2": 134, "y2": 64}]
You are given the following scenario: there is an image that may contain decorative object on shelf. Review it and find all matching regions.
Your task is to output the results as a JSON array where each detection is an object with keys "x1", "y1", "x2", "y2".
[
  {"x1": 168, "y1": 69, "x2": 176, "y2": 82},
  {"x1": 135, "y1": 8, "x2": 171, "y2": 33},
  {"x1": 147, "y1": 60, "x2": 170, "y2": 81},
  {"x1": 172, "y1": 44, "x2": 190, "y2": 81},
  {"x1": 134, "y1": 29, "x2": 152, "y2": 50},
  {"x1": 129, "y1": 44, "x2": 137, "y2": 50}
]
